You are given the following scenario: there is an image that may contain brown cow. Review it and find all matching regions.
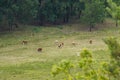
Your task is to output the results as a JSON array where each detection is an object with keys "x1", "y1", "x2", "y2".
[
  {"x1": 22, "y1": 41, "x2": 28, "y2": 45},
  {"x1": 89, "y1": 40, "x2": 92, "y2": 44},
  {"x1": 37, "y1": 48, "x2": 42, "y2": 52},
  {"x1": 58, "y1": 42, "x2": 64, "y2": 48},
  {"x1": 72, "y1": 41, "x2": 76, "y2": 46}
]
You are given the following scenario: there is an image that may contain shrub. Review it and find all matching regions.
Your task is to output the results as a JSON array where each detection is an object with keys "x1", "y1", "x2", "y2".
[
  {"x1": 103, "y1": 37, "x2": 120, "y2": 60},
  {"x1": 51, "y1": 48, "x2": 120, "y2": 80},
  {"x1": 52, "y1": 49, "x2": 103, "y2": 80}
]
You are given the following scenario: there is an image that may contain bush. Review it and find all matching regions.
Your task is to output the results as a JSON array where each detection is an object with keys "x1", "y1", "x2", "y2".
[
  {"x1": 103, "y1": 37, "x2": 120, "y2": 60},
  {"x1": 51, "y1": 48, "x2": 120, "y2": 80}
]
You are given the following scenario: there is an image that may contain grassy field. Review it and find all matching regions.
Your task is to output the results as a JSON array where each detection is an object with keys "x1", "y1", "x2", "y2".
[{"x1": 0, "y1": 19, "x2": 120, "y2": 80}]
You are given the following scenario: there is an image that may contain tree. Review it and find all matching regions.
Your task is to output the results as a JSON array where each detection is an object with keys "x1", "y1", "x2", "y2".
[
  {"x1": 0, "y1": 0, "x2": 110, "y2": 30},
  {"x1": 106, "y1": 0, "x2": 120, "y2": 27},
  {"x1": 81, "y1": 0, "x2": 106, "y2": 32},
  {"x1": 113, "y1": 0, "x2": 120, "y2": 6},
  {"x1": 103, "y1": 37, "x2": 120, "y2": 60},
  {"x1": 0, "y1": 0, "x2": 38, "y2": 31},
  {"x1": 12, "y1": 0, "x2": 39, "y2": 23},
  {"x1": 36, "y1": 0, "x2": 85, "y2": 25}
]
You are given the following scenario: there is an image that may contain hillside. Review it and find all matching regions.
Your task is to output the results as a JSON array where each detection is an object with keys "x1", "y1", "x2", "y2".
[{"x1": 0, "y1": 19, "x2": 120, "y2": 80}]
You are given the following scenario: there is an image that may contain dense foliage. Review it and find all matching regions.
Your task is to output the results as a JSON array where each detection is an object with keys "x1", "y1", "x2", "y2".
[
  {"x1": 103, "y1": 37, "x2": 120, "y2": 60},
  {"x1": 0, "y1": 0, "x2": 119, "y2": 31},
  {"x1": 0, "y1": 0, "x2": 38, "y2": 31},
  {"x1": 81, "y1": 0, "x2": 106, "y2": 31},
  {"x1": 106, "y1": 0, "x2": 120, "y2": 27}
]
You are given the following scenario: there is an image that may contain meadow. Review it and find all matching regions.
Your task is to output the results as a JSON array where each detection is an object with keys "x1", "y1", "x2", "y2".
[{"x1": 0, "y1": 19, "x2": 120, "y2": 80}]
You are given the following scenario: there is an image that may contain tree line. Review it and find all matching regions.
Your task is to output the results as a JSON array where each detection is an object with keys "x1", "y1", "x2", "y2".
[{"x1": 0, "y1": 0, "x2": 120, "y2": 31}]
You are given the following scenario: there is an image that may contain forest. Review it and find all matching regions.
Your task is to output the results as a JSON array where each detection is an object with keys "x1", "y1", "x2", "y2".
[
  {"x1": 0, "y1": 0, "x2": 120, "y2": 31},
  {"x1": 0, "y1": 0, "x2": 120, "y2": 80}
]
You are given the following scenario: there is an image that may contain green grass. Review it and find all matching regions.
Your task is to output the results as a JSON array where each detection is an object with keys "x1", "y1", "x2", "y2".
[{"x1": 0, "y1": 19, "x2": 120, "y2": 80}]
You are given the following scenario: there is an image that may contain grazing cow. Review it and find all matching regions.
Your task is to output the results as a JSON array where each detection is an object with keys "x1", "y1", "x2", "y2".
[
  {"x1": 89, "y1": 40, "x2": 92, "y2": 44},
  {"x1": 37, "y1": 48, "x2": 42, "y2": 52},
  {"x1": 72, "y1": 41, "x2": 76, "y2": 46},
  {"x1": 58, "y1": 44, "x2": 62, "y2": 48},
  {"x1": 58, "y1": 42, "x2": 64, "y2": 48},
  {"x1": 55, "y1": 40, "x2": 59, "y2": 45},
  {"x1": 61, "y1": 42, "x2": 64, "y2": 46},
  {"x1": 22, "y1": 40, "x2": 28, "y2": 45}
]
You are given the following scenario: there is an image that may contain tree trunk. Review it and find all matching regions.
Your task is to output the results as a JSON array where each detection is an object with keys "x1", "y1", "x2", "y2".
[
  {"x1": 63, "y1": 15, "x2": 66, "y2": 23},
  {"x1": 116, "y1": 19, "x2": 118, "y2": 27},
  {"x1": 89, "y1": 24, "x2": 94, "y2": 32},
  {"x1": 63, "y1": 6, "x2": 70, "y2": 23},
  {"x1": 89, "y1": 25, "x2": 92, "y2": 32},
  {"x1": 78, "y1": 10, "x2": 82, "y2": 19},
  {"x1": 66, "y1": 13, "x2": 69, "y2": 23},
  {"x1": 9, "y1": 21, "x2": 12, "y2": 31}
]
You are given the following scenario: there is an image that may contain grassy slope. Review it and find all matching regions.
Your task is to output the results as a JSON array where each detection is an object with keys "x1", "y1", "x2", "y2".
[{"x1": 0, "y1": 19, "x2": 120, "y2": 80}]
